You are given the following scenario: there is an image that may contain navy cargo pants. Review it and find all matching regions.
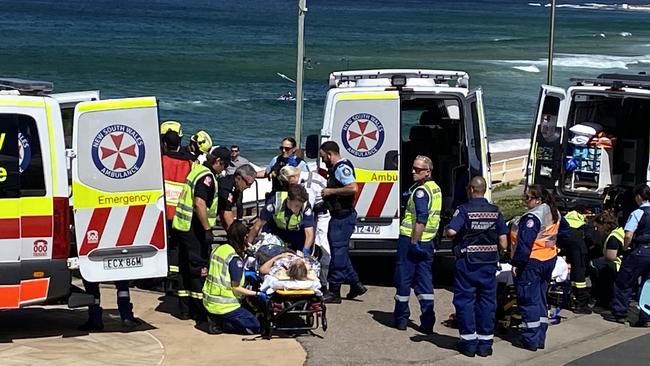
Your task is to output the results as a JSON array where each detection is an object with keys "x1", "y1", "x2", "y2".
[
  {"x1": 327, "y1": 211, "x2": 360, "y2": 289},
  {"x1": 611, "y1": 247, "x2": 650, "y2": 323},
  {"x1": 83, "y1": 279, "x2": 135, "y2": 327},
  {"x1": 515, "y1": 257, "x2": 556, "y2": 349},
  {"x1": 393, "y1": 235, "x2": 435, "y2": 333},
  {"x1": 453, "y1": 258, "x2": 497, "y2": 354}
]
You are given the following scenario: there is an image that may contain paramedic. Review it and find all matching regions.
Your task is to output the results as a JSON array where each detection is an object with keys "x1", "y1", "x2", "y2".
[
  {"x1": 510, "y1": 184, "x2": 569, "y2": 351},
  {"x1": 203, "y1": 221, "x2": 266, "y2": 335},
  {"x1": 447, "y1": 176, "x2": 508, "y2": 357},
  {"x1": 393, "y1": 156, "x2": 441, "y2": 335},
  {"x1": 217, "y1": 164, "x2": 256, "y2": 230},
  {"x1": 246, "y1": 183, "x2": 315, "y2": 254},
  {"x1": 589, "y1": 211, "x2": 624, "y2": 310},
  {"x1": 279, "y1": 165, "x2": 331, "y2": 291},
  {"x1": 79, "y1": 281, "x2": 140, "y2": 331},
  {"x1": 560, "y1": 210, "x2": 592, "y2": 314},
  {"x1": 257, "y1": 137, "x2": 308, "y2": 193},
  {"x1": 161, "y1": 129, "x2": 193, "y2": 295},
  {"x1": 160, "y1": 120, "x2": 183, "y2": 153},
  {"x1": 604, "y1": 183, "x2": 650, "y2": 327},
  {"x1": 186, "y1": 130, "x2": 213, "y2": 163},
  {"x1": 319, "y1": 141, "x2": 366, "y2": 304},
  {"x1": 172, "y1": 147, "x2": 230, "y2": 320}
]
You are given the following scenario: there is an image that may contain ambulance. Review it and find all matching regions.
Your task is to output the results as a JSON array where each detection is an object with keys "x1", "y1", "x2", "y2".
[
  {"x1": 305, "y1": 70, "x2": 492, "y2": 254},
  {"x1": 0, "y1": 78, "x2": 167, "y2": 309},
  {"x1": 526, "y1": 73, "x2": 650, "y2": 220}
]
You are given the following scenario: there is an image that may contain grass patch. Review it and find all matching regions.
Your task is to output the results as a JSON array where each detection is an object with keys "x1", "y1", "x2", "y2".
[
  {"x1": 492, "y1": 182, "x2": 515, "y2": 193},
  {"x1": 494, "y1": 196, "x2": 527, "y2": 221}
]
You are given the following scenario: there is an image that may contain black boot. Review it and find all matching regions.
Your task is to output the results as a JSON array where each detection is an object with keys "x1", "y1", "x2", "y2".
[
  {"x1": 323, "y1": 286, "x2": 342, "y2": 304},
  {"x1": 207, "y1": 315, "x2": 223, "y2": 334},
  {"x1": 572, "y1": 287, "x2": 592, "y2": 314},
  {"x1": 346, "y1": 282, "x2": 367, "y2": 300}
]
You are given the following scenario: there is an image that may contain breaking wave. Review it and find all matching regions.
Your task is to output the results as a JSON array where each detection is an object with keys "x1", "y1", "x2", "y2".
[
  {"x1": 513, "y1": 65, "x2": 541, "y2": 73},
  {"x1": 495, "y1": 53, "x2": 650, "y2": 70},
  {"x1": 489, "y1": 139, "x2": 531, "y2": 154}
]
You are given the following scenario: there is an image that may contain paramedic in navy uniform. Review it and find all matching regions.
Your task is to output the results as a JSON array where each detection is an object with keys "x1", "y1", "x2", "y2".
[
  {"x1": 604, "y1": 183, "x2": 650, "y2": 327},
  {"x1": 319, "y1": 141, "x2": 367, "y2": 304},
  {"x1": 446, "y1": 176, "x2": 508, "y2": 357}
]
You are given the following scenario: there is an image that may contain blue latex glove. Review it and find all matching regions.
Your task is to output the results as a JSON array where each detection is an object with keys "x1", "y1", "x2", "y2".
[
  {"x1": 302, "y1": 246, "x2": 311, "y2": 256},
  {"x1": 408, "y1": 242, "x2": 428, "y2": 258},
  {"x1": 287, "y1": 155, "x2": 299, "y2": 167},
  {"x1": 257, "y1": 291, "x2": 269, "y2": 302}
]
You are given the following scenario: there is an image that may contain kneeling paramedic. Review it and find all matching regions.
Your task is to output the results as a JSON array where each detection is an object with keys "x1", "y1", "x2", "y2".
[
  {"x1": 172, "y1": 147, "x2": 231, "y2": 320},
  {"x1": 203, "y1": 222, "x2": 267, "y2": 334},
  {"x1": 393, "y1": 155, "x2": 441, "y2": 334},
  {"x1": 446, "y1": 176, "x2": 508, "y2": 357},
  {"x1": 604, "y1": 183, "x2": 650, "y2": 327},
  {"x1": 319, "y1": 141, "x2": 366, "y2": 303},
  {"x1": 80, "y1": 280, "x2": 140, "y2": 331},
  {"x1": 246, "y1": 183, "x2": 315, "y2": 255},
  {"x1": 560, "y1": 210, "x2": 592, "y2": 314}
]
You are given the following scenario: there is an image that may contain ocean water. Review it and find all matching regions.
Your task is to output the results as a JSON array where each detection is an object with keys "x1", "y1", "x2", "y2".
[{"x1": 1, "y1": 0, "x2": 649, "y2": 162}]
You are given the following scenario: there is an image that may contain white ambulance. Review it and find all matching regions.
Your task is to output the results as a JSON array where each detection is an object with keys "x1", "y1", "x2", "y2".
[
  {"x1": 305, "y1": 70, "x2": 492, "y2": 254},
  {"x1": 0, "y1": 78, "x2": 167, "y2": 309},
  {"x1": 526, "y1": 73, "x2": 650, "y2": 220}
]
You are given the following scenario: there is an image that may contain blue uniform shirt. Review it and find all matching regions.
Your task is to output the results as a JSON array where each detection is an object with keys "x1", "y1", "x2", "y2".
[
  {"x1": 334, "y1": 159, "x2": 356, "y2": 186},
  {"x1": 413, "y1": 187, "x2": 430, "y2": 224},
  {"x1": 512, "y1": 213, "x2": 569, "y2": 267},
  {"x1": 447, "y1": 198, "x2": 509, "y2": 242},
  {"x1": 624, "y1": 202, "x2": 650, "y2": 233},
  {"x1": 260, "y1": 195, "x2": 315, "y2": 229},
  {"x1": 265, "y1": 155, "x2": 309, "y2": 174},
  {"x1": 228, "y1": 256, "x2": 244, "y2": 284}
]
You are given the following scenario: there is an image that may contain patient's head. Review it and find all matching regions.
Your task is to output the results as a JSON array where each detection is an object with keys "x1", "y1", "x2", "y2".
[{"x1": 287, "y1": 259, "x2": 308, "y2": 280}]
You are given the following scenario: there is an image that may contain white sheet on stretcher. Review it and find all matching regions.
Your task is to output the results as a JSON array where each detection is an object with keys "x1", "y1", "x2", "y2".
[
  {"x1": 260, "y1": 275, "x2": 322, "y2": 295},
  {"x1": 496, "y1": 256, "x2": 569, "y2": 285}
]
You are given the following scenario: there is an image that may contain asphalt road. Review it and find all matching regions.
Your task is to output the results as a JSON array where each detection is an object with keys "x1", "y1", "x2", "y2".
[{"x1": 567, "y1": 333, "x2": 650, "y2": 366}]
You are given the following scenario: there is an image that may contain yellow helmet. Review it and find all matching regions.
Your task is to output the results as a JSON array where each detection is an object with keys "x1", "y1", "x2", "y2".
[
  {"x1": 160, "y1": 120, "x2": 183, "y2": 137},
  {"x1": 191, "y1": 130, "x2": 213, "y2": 153}
]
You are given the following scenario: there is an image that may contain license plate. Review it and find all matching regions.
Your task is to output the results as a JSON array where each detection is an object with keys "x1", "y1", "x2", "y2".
[
  {"x1": 355, "y1": 225, "x2": 380, "y2": 235},
  {"x1": 103, "y1": 256, "x2": 143, "y2": 270}
]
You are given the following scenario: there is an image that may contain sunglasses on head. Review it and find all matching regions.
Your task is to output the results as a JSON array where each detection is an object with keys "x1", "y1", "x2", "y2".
[
  {"x1": 280, "y1": 146, "x2": 293, "y2": 152},
  {"x1": 412, "y1": 166, "x2": 429, "y2": 173}
]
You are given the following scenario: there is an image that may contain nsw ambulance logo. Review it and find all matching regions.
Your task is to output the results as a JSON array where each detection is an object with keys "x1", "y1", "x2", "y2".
[
  {"x1": 18, "y1": 132, "x2": 31, "y2": 173},
  {"x1": 341, "y1": 113, "x2": 385, "y2": 158},
  {"x1": 91, "y1": 124, "x2": 146, "y2": 179}
]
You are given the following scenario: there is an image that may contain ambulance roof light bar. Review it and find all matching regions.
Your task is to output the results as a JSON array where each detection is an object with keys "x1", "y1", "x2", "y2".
[
  {"x1": 329, "y1": 69, "x2": 469, "y2": 89},
  {"x1": 0, "y1": 78, "x2": 54, "y2": 95}
]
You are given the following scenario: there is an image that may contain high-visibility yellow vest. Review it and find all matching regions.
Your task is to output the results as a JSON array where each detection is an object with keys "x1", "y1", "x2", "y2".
[
  {"x1": 565, "y1": 210, "x2": 586, "y2": 229},
  {"x1": 605, "y1": 227, "x2": 625, "y2": 271},
  {"x1": 400, "y1": 180, "x2": 442, "y2": 242},
  {"x1": 172, "y1": 164, "x2": 218, "y2": 232},
  {"x1": 202, "y1": 244, "x2": 244, "y2": 315},
  {"x1": 272, "y1": 192, "x2": 304, "y2": 231}
]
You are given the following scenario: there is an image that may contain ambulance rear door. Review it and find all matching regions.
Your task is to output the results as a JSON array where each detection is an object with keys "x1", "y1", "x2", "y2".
[
  {"x1": 71, "y1": 97, "x2": 167, "y2": 282},
  {"x1": 466, "y1": 89, "x2": 492, "y2": 201},
  {"x1": 327, "y1": 89, "x2": 401, "y2": 239},
  {"x1": 526, "y1": 85, "x2": 567, "y2": 191}
]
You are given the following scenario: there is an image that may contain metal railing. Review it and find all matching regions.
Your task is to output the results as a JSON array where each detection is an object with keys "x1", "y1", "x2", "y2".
[{"x1": 490, "y1": 155, "x2": 528, "y2": 185}]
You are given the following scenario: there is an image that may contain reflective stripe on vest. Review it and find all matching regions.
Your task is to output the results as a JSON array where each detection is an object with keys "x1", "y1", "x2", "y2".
[
  {"x1": 162, "y1": 154, "x2": 193, "y2": 219},
  {"x1": 164, "y1": 181, "x2": 185, "y2": 217},
  {"x1": 605, "y1": 227, "x2": 625, "y2": 271},
  {"x1": 202, "y1": 244, "x2": 244, "y2": 315},
  {"x1": 272, "y1": 192, "x2": 304, "y2": 231},
  {"x1": 510, "y1": 204, "x2": 558, "y2": 261},
  {"x1": 171, "y1": 164, "x2": 218, "y2": 232},
  {"x1": 399, "y1": 180, "x2": 442, "y2": 242}
]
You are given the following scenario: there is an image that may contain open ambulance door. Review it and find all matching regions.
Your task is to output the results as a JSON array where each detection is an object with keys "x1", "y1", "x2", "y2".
[
  {"x1": 71, "y1": 97, "x2": 167, "y2": 282},
  {"x1": 526, "y1": 85, "x2": 567, "y2": 192},
  {"x1": 329, "y1": 90, "x2": 400, "y2": 238},
  {"x1": 466, "y1": 89, "x2": 492, "y2": 201}
]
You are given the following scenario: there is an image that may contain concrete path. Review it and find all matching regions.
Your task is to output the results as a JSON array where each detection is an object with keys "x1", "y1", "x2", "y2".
[{"x1": 0, "y1": 284, "x2": 306, "y2": 366}]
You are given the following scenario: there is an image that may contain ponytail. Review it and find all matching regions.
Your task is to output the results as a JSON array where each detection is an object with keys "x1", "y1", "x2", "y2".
[{"x1": 528, "y1": 184, "x2": 559, "y2": 223}]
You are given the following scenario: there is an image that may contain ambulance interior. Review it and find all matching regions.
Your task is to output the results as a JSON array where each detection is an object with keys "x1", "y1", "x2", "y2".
[
  {"x1": 559, "y1": 92, "x2": 650, "y2": 197},
  {"x1": 400, "y1": 96, "x2": 468, "y2": 226}
]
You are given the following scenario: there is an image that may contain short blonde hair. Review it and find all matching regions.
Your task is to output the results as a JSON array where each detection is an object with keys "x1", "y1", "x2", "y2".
[
  {"x1": 279, "y1": 165, "x2": 301, "y2": 182},
  {"x1": 415, "y1": 155, "x2": 433, "y2": 172}
]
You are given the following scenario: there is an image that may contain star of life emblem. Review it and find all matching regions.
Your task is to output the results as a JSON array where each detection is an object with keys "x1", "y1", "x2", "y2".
[
  {"x1": 341, "y1": 113, "x2": 385, "y2": 158},
  {"x1": 91, "y1": 124, "x2": 146, "y2": 179}
]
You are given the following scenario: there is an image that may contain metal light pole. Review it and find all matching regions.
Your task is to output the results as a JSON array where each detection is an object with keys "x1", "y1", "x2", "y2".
[
  {"x1": 546, "y1": 0, "x2": 556, "y2": 84},
  {"x1": 294, "y1": 0, "x2": 307, "y2": 145}
]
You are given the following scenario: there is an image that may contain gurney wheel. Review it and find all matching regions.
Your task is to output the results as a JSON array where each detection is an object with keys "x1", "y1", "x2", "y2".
[
  {"x1": 306, "y1": 314, "x2": 314, "y2": 327},
  {"x1": 322, "y1": 308, "x2": 328, "y2": 331}
]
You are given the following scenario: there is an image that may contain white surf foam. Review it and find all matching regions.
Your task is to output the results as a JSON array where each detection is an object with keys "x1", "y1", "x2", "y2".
[
  {"x1": 527, "y1": 3, "x2": 542, "y2": 7},
  {"x1": 496, "y1": 53, "x2": 650, "y2": 70},
  {"x1": 489, "y1": 139, "x2": 531, "y2": 154},
  {"x1": 513, "y1": 65, "x2": 541, "y2": 73},
  {"x1": 620, "y1": 32, "x2": 632, "y2": 37}
]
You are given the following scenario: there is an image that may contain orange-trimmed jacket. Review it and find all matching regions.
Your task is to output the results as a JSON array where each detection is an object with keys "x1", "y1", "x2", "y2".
[{"x1": 510, "y1": 203, "x2": 559, "y2": 262}]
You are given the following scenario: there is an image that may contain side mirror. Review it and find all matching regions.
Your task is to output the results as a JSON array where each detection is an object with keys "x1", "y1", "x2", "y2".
[{"x1": 305, "y1": 134, "x2": 319, "y2": 159}]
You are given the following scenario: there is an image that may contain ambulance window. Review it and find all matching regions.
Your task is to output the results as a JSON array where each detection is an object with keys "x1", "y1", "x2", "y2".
[
  {"x1": 18, "y1": 117, "x2": 46, "y2": 196},
  {"x1": 470, "y1": 101, "x2": 483, "y2": 165},
  {"x1": 61, "y1": 107, "x2": 74, "y2": 148},
  {"x1": 0, "y1": 114, "x2": 20, "y2": 198}
]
